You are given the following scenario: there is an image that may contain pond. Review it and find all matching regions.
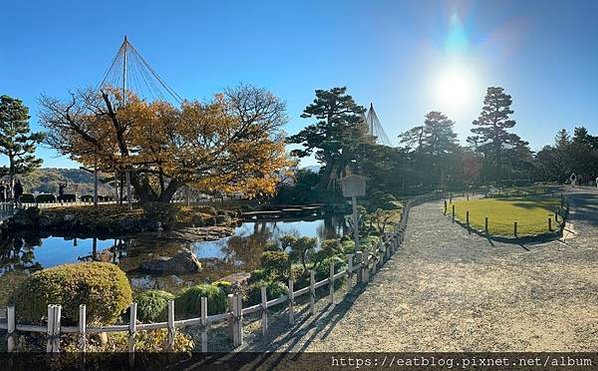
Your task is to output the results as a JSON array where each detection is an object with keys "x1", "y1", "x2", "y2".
[{"x1": 0, "y1": 215, "x2": 347, "y2": 294}]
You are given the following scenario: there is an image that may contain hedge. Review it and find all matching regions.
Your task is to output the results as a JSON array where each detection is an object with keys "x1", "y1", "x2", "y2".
[
  {"x1": 10, "y1": 262, "x2": 132, "y2": 325},
  {"x1": 36, "y1": 194, "x2": 56, "y2": 203},
  {"x1": 20, "y1": 194, "x2": 35, "y2": 203},
  {"x1": 58, "y1": 194, "x2": 76, "y2": 202}
]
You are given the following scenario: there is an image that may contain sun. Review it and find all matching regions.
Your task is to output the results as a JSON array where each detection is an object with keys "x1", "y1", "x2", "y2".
[{"x1": 434, "y1": 64, "x2": 476, "y2": 113}]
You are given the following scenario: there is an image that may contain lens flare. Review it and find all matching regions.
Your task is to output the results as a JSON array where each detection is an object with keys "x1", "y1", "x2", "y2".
[{"x1": 434, "y1": 63, "x2": 475, "y2": 113}]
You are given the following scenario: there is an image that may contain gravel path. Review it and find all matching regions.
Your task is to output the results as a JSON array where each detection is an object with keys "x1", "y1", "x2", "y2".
[{"x1": 242, "y1": 187, "x2": 598, "y2": 352}]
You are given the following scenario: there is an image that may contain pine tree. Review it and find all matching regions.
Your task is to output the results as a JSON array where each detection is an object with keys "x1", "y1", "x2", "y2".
[
  {"x1": 470, "y1": 87, "x2": 520, "y2": 180},
  {"x1": 0, "y1": 95, "x2": 45, "y2": 189},
  {"x1": 288, "y1": 87, "x2": 368, "y2": 188}
]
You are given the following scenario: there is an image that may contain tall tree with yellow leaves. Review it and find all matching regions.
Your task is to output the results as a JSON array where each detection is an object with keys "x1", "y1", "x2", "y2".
[{"x1": 39, "y1": 84, "x2": 289, "y2": 203}]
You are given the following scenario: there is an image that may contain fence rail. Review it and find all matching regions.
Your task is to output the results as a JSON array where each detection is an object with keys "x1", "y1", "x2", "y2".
[
  {"x1": 0, "y1": 192, "x2": 441, "y2": 353},
  {"x1": 443, "y1": 192, "x2": 570, "y2": 239}
]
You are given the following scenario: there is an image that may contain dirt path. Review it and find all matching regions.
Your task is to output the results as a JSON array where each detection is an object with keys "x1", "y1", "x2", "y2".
[{"x1": 242, "y1": 187, "x2": 598, "y2": 352}]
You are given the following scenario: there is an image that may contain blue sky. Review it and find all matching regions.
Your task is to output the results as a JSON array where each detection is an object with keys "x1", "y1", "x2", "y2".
[{"x1": 1, "y1": 0, "x2": 598, "y2": 168}]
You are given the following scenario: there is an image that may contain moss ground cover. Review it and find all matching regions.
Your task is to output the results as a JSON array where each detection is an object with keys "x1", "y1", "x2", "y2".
[{"x1": 449, "y1": 197, "x2": 563, "y2": 236}]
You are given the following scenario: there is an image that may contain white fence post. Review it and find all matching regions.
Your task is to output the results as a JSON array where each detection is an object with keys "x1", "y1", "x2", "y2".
[
  {"x1": 347, "y1": 254, "x2": 354, "y2": 292},
  {"x1": 200, "y1": 297, "x2": 208, "y2": 353},
  {"x1": 329, "y1": 263, "x2": 335, "y2": 305},
  {"x1": 355, "y1": 251, "x2": 363, "y2": 283},
  {"x1": 260, "y1": 287, "x2": 268, "y2": 334},
  {"x1": 235, "y1": 294, "x2": 243, "y2": 347},
  {"x1": 309, "y1": 270, "x2": 315, "y2": 315},
  {"x1": 78, "y1": 304, "x2": 86, "y2": 352},
  {"x1": 128, "y1": 303, "x2": 137, "y2": 353},
  {"x1": 167, "y1": 300, "x2": 175, "y2": 350},
  {"x1": 7, "y1": 306, "x2": 15, "y2": 352},
  {"x1": 53, "y1": 305, "x2": 61, "y2": 353},
  {"x1": 363, "y1": 253, "x2": 370, "y2": 282},
  {"x1": 46, "y1": 305, "x2": 54, "y2": 353},
  {"x1": 227, "y1": 294, "x2": 235, "y2": 343},
  {"x1": 288, "y1": 279, "x2": 295, "y2": 325}
]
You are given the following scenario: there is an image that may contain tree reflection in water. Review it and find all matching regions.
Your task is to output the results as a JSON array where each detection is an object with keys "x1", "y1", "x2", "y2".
[{"x1": 0, "y1": 216, "x2": 346, "y2": 290}]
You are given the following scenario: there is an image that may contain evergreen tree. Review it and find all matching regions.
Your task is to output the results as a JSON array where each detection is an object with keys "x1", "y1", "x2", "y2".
[
  {"x1": 470, "y1": 87, "x2": 520, "y2": 180},
  {"x1": 0, "y1": 95, "x2": 45, "y2": 189},
  {"x1": 288, "y1": 87, "x2": 368, "y2": 188},
  {"x1": 421, "y1": 111, "x2": 458, "y2": 188}
]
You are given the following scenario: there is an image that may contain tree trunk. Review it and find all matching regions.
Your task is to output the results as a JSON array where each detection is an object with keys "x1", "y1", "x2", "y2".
[{"x1": 157, "y1": 179, "x2": 181, "y2": 203}]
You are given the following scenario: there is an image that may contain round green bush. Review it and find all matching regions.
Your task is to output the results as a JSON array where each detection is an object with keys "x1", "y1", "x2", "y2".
[
  {"x1": 248, "y1": 268, "x2": 270, "y2": 284},
  {"x1": 11, "y1": 262, "x2": 132, "y2": 325},
  {"x1": 135, "y1": 290, "x2": 174, "y2": 323},
  {"x1": 244, "y1": 280, "x2": 288, "y2": 306},
  {"x1": 260, "y1": 251, "x2": 289, "y2": 277},
  {"x1": 174, "y1": 284, "x2": 227, "y2": 317}
]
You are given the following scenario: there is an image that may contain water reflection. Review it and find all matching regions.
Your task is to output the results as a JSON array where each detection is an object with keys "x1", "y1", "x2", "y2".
[{"x1": 0, "y1": 216, "x2": 346, "y2": 292}]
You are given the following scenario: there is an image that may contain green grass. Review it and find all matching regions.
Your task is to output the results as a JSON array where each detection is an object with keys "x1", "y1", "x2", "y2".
[{"x1": 449, "y1": 197, "x2": 563, "y2": 237}]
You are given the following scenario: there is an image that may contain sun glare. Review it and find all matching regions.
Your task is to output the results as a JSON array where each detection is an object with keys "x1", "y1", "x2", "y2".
[{"x1": 434, "y1": 64, "x2": 476, "y2": 113}]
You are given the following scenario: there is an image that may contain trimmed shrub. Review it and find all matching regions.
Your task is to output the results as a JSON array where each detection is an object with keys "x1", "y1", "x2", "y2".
[
  {"x1": 341, "y1": 239, "x2": 356, "y2": 254},
  {"x1": 35, "y1": 194, "x2": 56, "y2": 203},
  {"x1": 315, "y1": 256, "x2": 347, "y2": 286},
  {"x1": 135, "y1": 290, "x2": 174, "y2": 323},
  {"x1": 248, "y1": 269, "x2": 270, "y2": 284},
  {"x1": 244, "y1": 280, "x2": 288, "y2": 306},
  {"x1": 260, "y1": 251, "x2": 289, "y2": 277},
  {"x1": 212, "y1": 281, "x2": 233, "y2": 295},
  {"x1": 58, "y1": 194, "x2": 76, "y2": 202},
  {"x1": 10, "y1": 262, "x2": 132, "y2": 324},
  {"x1": 20, "y1": 194, "x2": 35, "y2": 203},
  {"x1": 174, "y1": 284, "x2": 227, "y2": 317}
]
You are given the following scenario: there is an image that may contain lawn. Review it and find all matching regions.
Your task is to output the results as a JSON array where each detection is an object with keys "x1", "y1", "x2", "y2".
[{"x1": 449, "y1": 197, "x2": 563, "y2": 237}]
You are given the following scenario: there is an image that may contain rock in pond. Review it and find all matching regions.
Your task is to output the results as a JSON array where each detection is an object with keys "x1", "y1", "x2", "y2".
[{"x1": 140, "y1": 248, "x2": 202, "y2": 274}]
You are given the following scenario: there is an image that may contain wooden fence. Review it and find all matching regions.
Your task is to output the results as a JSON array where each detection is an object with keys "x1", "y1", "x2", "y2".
[
  {"x1": 0, "y1": 193, "x2": 440, "y2": 353},
  {"x1": 443, "y1": 193, "x2": 570, "y2": 239}
]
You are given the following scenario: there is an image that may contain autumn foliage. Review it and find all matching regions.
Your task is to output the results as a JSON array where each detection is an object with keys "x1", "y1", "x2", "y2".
[{"x1": 39, "y1": 84, "x2": 289, "y2": 202}]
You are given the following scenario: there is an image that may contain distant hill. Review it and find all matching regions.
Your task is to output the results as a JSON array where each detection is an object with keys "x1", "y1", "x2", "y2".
[{"x1": 15, "y1": 168, "x2": 115, "y2": 196}]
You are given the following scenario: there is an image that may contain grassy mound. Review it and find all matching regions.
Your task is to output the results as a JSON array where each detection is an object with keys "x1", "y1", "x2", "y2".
[{"x1": 450, "y1": 197, "x2": 563, "y2": 236}]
